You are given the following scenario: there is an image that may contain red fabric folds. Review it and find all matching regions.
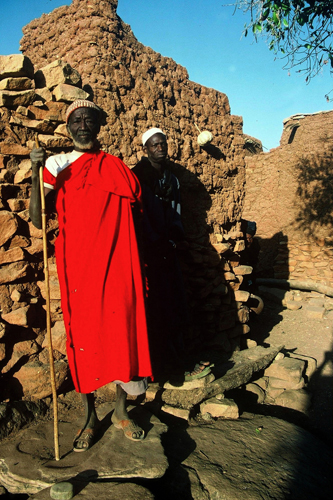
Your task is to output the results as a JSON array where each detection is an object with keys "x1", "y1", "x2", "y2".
[{"x1": 52, "y1": 151, "x2": 152, "y2": 393}]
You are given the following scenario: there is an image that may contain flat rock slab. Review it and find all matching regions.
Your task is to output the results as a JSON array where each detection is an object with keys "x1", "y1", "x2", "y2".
[
  {"x1": 162, "y1": 344, "x2": 284, "y2": 409},
  {"x1": 171, "y1": 416, "x2": 333, "y2": 500},
  {"x1": 29, "y1": 481, "x2": 155, "y2": 500},
  {"x1": 0, "y1": 403, "x2": 167, "y2": 495}
]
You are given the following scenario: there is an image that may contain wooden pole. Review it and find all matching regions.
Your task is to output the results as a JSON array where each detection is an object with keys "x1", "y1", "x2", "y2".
[{"x1": 36, "y1": 135, "x2": 60, "y2": 461}]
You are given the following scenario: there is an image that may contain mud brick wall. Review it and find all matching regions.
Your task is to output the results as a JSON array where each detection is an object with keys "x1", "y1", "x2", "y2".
[
  {"x1": 0, "y1": 1, "x2": 253, "y2": 401},
  {"x1": 243, "y1": 111, "x2": 333, "y2": 285}
]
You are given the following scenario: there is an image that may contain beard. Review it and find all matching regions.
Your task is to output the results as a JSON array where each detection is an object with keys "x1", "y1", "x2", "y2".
[
  {"x1": 68, "y1": 130, "x2": 96, "y2": 150},
  {"x1": 72, "y1": 137, "x2": 95, "y2": 149}
]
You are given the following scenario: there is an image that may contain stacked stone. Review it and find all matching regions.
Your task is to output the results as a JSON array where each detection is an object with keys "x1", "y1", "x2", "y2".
[
  {"x1": 273, "y1": 238, "x2": 333, "y2": 282},
  {"x1": 0, "y1": 55, "x2": 94, "y2": 401},
  {"x1": 0, "y1": 1, "x2": 250, "y2": 402},
  {"x1": 200, "y1": 227, "x2": 254, "y2": 350},
  {"x1": 0, "y1": 53, "x2": 250, "y2": 401},
  {"x1": 243, "y1": 110, "x2": 333, "y2": 285},
  {"x1": 19, "y1": 1, "x2": 248, "y2": 347},
  {"x1": 245, "y1": 351, "x2": 315, "y2": 413}
]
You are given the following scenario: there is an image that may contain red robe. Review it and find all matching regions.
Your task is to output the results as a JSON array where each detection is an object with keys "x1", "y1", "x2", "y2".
[{"x1": 45, "y1": 151, "x2": 152, "y2": 393}]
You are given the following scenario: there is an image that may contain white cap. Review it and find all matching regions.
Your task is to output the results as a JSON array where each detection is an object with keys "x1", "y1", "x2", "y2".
[{"x1": 142, "y1": 127, "x2": 165, "y2": 146}]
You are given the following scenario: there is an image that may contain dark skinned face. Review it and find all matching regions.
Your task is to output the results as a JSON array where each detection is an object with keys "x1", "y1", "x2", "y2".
[
  {"x1": 67, "y1": 107, "x2": 101, "y2": 151},
  {"x1": 144, "y1": 133, "x2": 168, "y2": 165}
]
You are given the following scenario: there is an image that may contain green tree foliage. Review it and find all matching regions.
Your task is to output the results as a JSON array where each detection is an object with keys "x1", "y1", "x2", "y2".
[{"x1": 234, "y1": 1, "x2": 333, "y2": 98}]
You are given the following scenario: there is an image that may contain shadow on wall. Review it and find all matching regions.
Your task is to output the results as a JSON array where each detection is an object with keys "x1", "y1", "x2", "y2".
[
  {"x1": 254, "y1": 232, "x2": 290, "y2": 281},
  {"x1": 294, "y1": 150, "x2": 333, "y2": 241}
]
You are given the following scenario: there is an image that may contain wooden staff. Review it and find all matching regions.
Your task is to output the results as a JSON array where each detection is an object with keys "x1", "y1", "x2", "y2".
[{"x1": 35, "y1": 134, "x2": 60, "y2": 461}]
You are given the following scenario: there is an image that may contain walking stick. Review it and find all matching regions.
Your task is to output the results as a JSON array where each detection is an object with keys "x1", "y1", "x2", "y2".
[{"x1": 35, "y1": 134, "x2": 60, "y2": 461}]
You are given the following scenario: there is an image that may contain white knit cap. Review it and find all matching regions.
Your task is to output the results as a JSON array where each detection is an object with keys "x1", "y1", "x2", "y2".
[{"x1": 142, "y1": 127, "x2": 166, "y2": 146}]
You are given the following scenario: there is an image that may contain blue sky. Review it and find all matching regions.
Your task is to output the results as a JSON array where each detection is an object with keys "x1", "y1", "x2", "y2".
[{"x1": 1, "y1": 0, "x2": 332, "y2": 150}]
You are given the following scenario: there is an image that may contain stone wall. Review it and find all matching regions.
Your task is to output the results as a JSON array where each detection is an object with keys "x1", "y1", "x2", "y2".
[
  {"x1": 243, "y1": 111, "x2": 333, "y2": 285},
  {"x1": 0, "y1": 0, "x2": 254, "y2": 401}
]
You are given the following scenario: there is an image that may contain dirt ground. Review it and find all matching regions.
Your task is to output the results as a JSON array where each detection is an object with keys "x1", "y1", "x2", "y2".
[{"x1": 248, "y1": 288, "x2": 333, "y2": 446}]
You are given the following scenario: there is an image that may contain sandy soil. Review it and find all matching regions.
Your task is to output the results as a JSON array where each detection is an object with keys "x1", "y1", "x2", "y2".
[{"x1": 249, "y1": 288, "x2": 333, "y2": 445}]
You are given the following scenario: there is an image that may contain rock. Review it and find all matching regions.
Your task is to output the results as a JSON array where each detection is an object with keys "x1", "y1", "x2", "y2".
[
  {"x1": 161, "y1": 405, "x2": 190, "y2": 420},
  {"x1": 0, "y1": 142, "x2": 30, "y2": 155},
  {"x1": 0, "y1": 55, "x2": 34, "y2": 79},
  {"x1": 54, "y1": 123, "x2": 70, "y2": 137},
  {"x1": 0, "y1": 77, "x2": 33, "y2": 91},
  {"x1": 308, "y1": 297, "x2": 325, "y2": 307},
  {"x1": 288, "y1": 353, "x2": 317, "y2": 380},
  {"x1": 10, "y1": 114, "x2": 55, "y2": 134},
  {"x1": 233, "y1": 239, "x2": 245, "y2": 252},
  {"x1": 179, "y1": 417, "x2": 333, "y2": 500},
  {"x1": 265, "y1": 386, "x2": 285, "y2": 400},
  {"x1": 7, "y1": 198, "x2": 30, "y2": 212},
  {"x1": 145, "y1": 382, "x2": 162, "y2": 402},
  {"x1": 0, "y1": 247, "x2": 24, "y2": 265},
  {"x1": 233, "y1": 290, "x2": 250, "y2": 302},
  {"x1": 243, "y1": 338, "x2": 257, "y2": 348},
  {"x1": 274, "y1": 388, "x2": 312, "y2": 413},
  {"x1": 26, "y1": 238, "x2": 43, "y2": 255},
  {"x1": 30, "y1": 481, "x2": 155, "y2": 500},
  {"x1": 33, "y1": 87, "x2": 53, "y2": 102},
  {"x1": 42, "y1": 321, "x2": 67, "y2": 356},
  {"x1": 52, "y1": 84, "x2": 89, "y2": 102},
  {"x1": 0, "y1": 400, "x2": 48, "y2": 441},
  {"x1": 1, "y1": 304, "x2": 34, "y2": 327},
  {"x1": 162, "y1": 345, "x2": 284, "y2": 409},
  {"x1": 233, "y1": 265, "x2": 253, "y2": 276},
  {"x1": 0, "y1": 262, "x2": 29, "y2": 285},
  {"x1": 0, "y1": 404, "x2": 167, "y2": 495},
  {"x1": 14, "y1": 360, "x2": 69, "y2": 399},
  {"x1": 0, "y1": 321, "x2": 7, "y2": 341},
  {"x1": 0, "y1": 211, "x2": 18, "y2": 247},
  {"x1": 236, "y1": 306, "x2": 250, "y2": 323},
  {"x1": 200, "y1": 397, "x2": 239, "y2": 419},
  {"x1": 267, "y1": 376, "x2": 305, "y2": 390},
  {"x1": 49, "y1": 482, "x2": 74, "y2": 500},
  {"x1": 0, "y1": 343, "x2": 5, "y2": 362},
  {"x1": 211, "y1": 243, "x2": 230, "y2": 254},
  {"x1": 304, "y1": 305, "x2": 325, "y2": 319},
  {"x1": 38, "y1": 277, "x2": 61, "y2": 301},
  {"x1": 253, "y1": 376, "x2": 269, "y2": 391},
  {"x1": 0, "y1": 89, "x2": 35, "y2": 107},
  {"x1": 264, "y1": 356, "x2": 306, "y2": 383},
  {"x1": 285, "y1": 300, "x2": 302, "y2": 310},
  {"x1": 33, "y1": 134, "x2": 72, "y2": 149},
  {"x1": 34, "y1": 60, "x2": 81, "y2": 90}
]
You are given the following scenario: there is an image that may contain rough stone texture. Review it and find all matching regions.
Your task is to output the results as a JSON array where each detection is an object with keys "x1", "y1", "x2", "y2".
[
  {"x1": 13, "y1": 360, "x2": 69, "y2": 399},
  {"x1": 200, "y1": 396, "x2": 239, "y2": 418},
  {"x1": 0, "y1": 400, "x2": 48, "y2": 440},
  {"x1": 0, "y1": 55, "x2": 34, "y2": 80},
  {"x1": 161, "y1": 405, "x2": 191, "y2": 420},
  {"x1": 273, "y1": 388, "x2": 312, "y2": 413},
  {"x1": 264, "y1": 356, "x2": 305, "y2": 382},
  {"x1": 243, "y1": 111, "x2": 333, "y2": 284},
  {"x1": 166, "y1": 417, "x2": 333, "y2": 500},
  {"x1": 30, "y1": 482, "x2": 155, "y2": 500},
  {"x1": 0, "y1": 403, "x2": 167, "y2": 495},
  {"x1": 161, "y1": 344, "x2": 283, "y2": 409},
  {"x1": 0, "y1": 0, "x2": 254, "y2": 400}
]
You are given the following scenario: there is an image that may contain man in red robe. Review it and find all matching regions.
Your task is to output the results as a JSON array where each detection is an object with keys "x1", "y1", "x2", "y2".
[{"x1": 30, "y1": 100, "x2": 152, "y2": 451}]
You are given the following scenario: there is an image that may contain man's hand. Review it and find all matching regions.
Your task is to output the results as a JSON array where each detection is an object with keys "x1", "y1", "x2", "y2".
[
  {"x1": 30, "y1": 146, "x2": 46, "y2": 172},
  {"x1": 29, "y1": 145, "x2": 46, "y2": 229}
]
